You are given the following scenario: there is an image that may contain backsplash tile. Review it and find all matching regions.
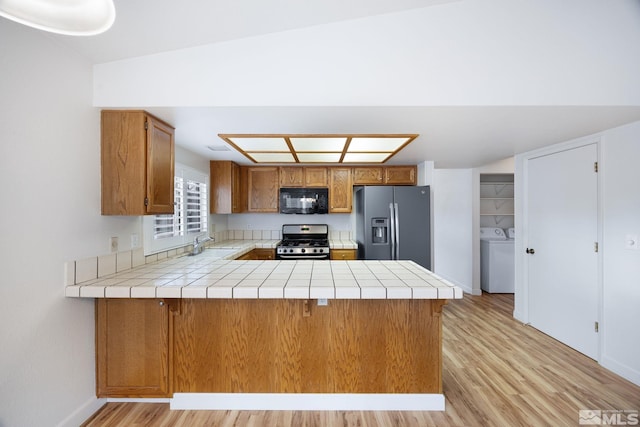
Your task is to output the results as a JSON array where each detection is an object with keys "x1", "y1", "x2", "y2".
[
  {"x1": 132, "y1": 248, "x2": 145, "y2": 268},
  {"x1": 76, "y1": 257, "x2": 97, "y2": 283},
  {"x1": 116, "y1": 251, "x2": 132, "y2": 272},
  {"x1": 98, "y1": 253, "x2": 117, "y2": 277}
]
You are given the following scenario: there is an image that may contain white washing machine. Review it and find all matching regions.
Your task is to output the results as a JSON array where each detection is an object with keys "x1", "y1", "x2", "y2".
[{"x1": 480, "y1": 227, "x2": 515, "y2": 293}]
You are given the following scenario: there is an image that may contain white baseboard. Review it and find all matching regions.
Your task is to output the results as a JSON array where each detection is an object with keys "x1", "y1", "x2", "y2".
[
  {"x1": 56, "y1": 397, "x2": 106, "y2": 427},
  {"x1": 170, "y1": 393, "x2": 445, "y2": 411},
  {"x1": 601, "y1": 356, "x2": 640, "y2": 387}
]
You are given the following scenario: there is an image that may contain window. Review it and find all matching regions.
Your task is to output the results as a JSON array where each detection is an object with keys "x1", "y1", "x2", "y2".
[{"x1": 143, "y1": 164, "x2": 208, "y2": 254}]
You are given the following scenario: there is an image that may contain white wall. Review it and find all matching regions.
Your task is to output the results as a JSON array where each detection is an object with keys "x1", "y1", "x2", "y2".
[
  {"x1": 0, "y1": 22, "x2": 139, "y2": 426},
  {"x1": 432, "y1": 169, "x2": 474, "y2": 293},
  {"x1": 227, "y1": 213, "x2": 352, "y2": 235},
  {"x1": 600, "y1": 121, "x2": 640, "y2": 385}
]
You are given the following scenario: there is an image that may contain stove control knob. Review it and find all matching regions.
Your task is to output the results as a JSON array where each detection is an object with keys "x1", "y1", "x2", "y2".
[
  {"x1": 313, "y1": 248, "x2": 317, "y2": 253},
  {"x1": 301, "y1": 248, "x2": 306, "y2": 253},
  {"x1": 319, "y1": 248, "x2": 323, "y2": 253},
  {"x1": 289, "y1": 249, "x2": 294, "y2": 253}
]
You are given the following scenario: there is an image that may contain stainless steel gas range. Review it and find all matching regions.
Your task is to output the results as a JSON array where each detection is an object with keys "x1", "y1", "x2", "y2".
[{"x1": 275, "y1": 224, "x2": 330, "y2": 260}]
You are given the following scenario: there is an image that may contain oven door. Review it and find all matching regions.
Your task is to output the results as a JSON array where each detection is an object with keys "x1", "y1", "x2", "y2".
[{"x1": 275, "y1": 252, "x2": 330, "y2": 260}]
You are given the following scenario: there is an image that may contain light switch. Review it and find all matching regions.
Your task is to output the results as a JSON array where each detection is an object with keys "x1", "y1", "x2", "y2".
[{"x1": 625, "y1": 234, "x2": 638, "y2": 250}]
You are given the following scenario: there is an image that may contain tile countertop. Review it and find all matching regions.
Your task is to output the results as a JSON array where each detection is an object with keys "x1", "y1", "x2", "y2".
[{"x1": 65, "y1": 240, "x2": 462, "y2": 300}]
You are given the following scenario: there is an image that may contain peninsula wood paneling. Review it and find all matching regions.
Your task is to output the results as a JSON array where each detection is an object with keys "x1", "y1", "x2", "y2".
[{"x1": 173, "y1": 299, "x2": 443, "y2": 394}]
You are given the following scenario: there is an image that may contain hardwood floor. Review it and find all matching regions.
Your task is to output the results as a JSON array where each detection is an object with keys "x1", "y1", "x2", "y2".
[{"x1": 82, "y1": 293, "x2": 640, "y2": 426}]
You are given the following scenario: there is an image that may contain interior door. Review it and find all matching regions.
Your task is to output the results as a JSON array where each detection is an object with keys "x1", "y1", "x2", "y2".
[{"x1": 526, "y1": 143, "x2": 598, "y2": 359}]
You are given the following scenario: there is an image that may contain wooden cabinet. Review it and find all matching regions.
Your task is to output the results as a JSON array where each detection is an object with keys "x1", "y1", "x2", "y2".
[
  {"x1": 101, "y1": 110, "x2": 175, "y2": 215},
  {"x1": 210, "y1": 161, "x2": 246, "y2": 214},
  {"x1": 352, "y1": 166, "x2": 417, "y2": 186},
  {"x1": 330, "y1": 249, "x2": 357, "y2": 260},
  {"x1": 96, "y1": 299, "x2": 175, "y2": 397},
  {"x1": 328, "y1": 167, "x2": 352, "y2": 213},
  {"x1": 304, "y1": 167, "x2": 328, "y2": 187},
  {"x1": 247, "y1": 167, "x2": 279, "y2": 212},
  {"x1": 235, "y1": 248, "x2": 275, "y2": 260},
  {"x1": 279, "y1": 167, "x2": 328, "y2": 187},
  {"x1": 279, "y1": 167, "x2": 304, "y2": 187},
  {"x1": 252, "y1": 248, "x2": 275, "y2": 260},
  {"x1": 352, "y1": 167, "x2": 384, "y2": 185},
  {"x1": 384, "y1": 166, "x2": 416, "y2": 185}
]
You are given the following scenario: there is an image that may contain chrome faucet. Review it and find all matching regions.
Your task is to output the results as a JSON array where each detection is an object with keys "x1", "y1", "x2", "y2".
[{"x1": 192, "y1": 234, "x2": 213, "y2": 255}]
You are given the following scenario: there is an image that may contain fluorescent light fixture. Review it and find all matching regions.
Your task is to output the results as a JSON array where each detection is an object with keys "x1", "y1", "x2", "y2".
[
  {"x1": 343, "y1": 153, "x2": 392, "y2": 163},
  {"x1": 297, "y1": 153, "x2": 342, "y2": 163},
  {"x1": 290, "y1": 137, "x2": 347, "y2": 152},
  {"x1": 217, "y1": 134, "x2": 418, "y2": 164},
  {"x1": 249, "y1": 152, "x2": 296, "y2": 163},
  {"x1": 0, "y1": 0, "x2": 116, "y2": 36},
  {"x1": 348, "y1": 137, "x2": 409, "y2": 152}
]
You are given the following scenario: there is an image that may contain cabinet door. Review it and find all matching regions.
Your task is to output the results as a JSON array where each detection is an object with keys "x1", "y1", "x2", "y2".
[
  {"x1": 210, "y1": 161, "x2": 233, "y2": 214},
  {"x1": 330, "y1": 249, "x2": 357, "y2": 260},
  {"x1": 384, "y1": 166, "x2": 416, "y2": 185},
  {"x1": 252, "y1": 248, "x2": 275, "y2": 260},
  {"x1": 329, "y1": 168, "x2": 352, "y2": 213},
  {"x1": 304, "y1": 167, "x2": 328, "y2": 187},
  {"x1": 96, "y1": 299, "x2": 173, "y2": 397},
  {"x1": 279, "y1": 167, "x2": 304, "y2": 187},
  {"x1": 146, "y1": 115, "x2": 175, "y2": 214},
  {"x1": 247, "y1": 167, "x2": 279, "y2": 212},
  {"x1": 352, "y1": 167, "x2": 384, "y2": 185}
]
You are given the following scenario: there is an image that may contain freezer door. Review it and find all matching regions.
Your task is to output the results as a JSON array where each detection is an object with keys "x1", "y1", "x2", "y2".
[
  {"x1": 361, "y1": 186, "x2": 394, "y2": 261},
  {"x1": 393, "y1": 186, "x2": 431, "y2": 269}
]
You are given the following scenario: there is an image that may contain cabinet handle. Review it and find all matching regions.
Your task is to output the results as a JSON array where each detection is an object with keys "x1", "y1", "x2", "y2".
[
  {"x1": 159, "y1": 301, "x2": 165, "y2": 306},
  {"x1": 526, "y1": 248, "x2": 535, "y2": 255}
]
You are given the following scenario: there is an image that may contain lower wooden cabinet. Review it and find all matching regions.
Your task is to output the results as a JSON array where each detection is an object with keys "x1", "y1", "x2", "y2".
[
  {"x1": 96, "y1": 299, "x2": 177, "y2": 397},
  {"x1": 330, "y1": 249, "x2": 357, "y2": 260},
  {"x1": 96, "y1": 298, "x2": 444, "y2": 396},
  {"x1": 234, "y1": 248, "x2": 275, "y2": 260}
]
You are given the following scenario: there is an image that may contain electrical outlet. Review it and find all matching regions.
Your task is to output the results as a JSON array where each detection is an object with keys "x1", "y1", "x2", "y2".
[
  {"x1": 131, "y1": 233, "x2": 139, "y2": 249},
  {"x1": 110, "y1": 236, "x2": 118, "y2": 253},
  {"x1": 247, "y1": 223, "x2": 252, "y2": 229},
  {"x1": 317, "y1": 298, "x2": 328, "y2": 306}
]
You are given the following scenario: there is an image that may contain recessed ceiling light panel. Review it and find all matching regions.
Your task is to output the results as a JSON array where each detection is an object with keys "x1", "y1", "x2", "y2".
[
  {"x1": 217, "y1": 134, "x2": 418, "y2": 164},
  {"x1": 290, "y1": 137, "x2": 347, "y2": 152},
  {"x1": 348, "y1": 137, "x2": 410, "y2": 152}
]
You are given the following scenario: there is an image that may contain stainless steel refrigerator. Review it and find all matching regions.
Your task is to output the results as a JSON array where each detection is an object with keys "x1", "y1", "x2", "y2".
[{"x1": 355, "y1": 186, "x2": 431, "y2": 269}]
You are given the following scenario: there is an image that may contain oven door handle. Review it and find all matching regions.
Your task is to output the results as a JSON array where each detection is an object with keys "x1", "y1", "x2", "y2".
[{"x1": 277, "y1": 254, "x2": 330, "y2": 259}]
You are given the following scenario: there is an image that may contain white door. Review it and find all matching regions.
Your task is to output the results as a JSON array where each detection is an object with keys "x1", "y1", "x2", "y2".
[{"x1": 526, "y1": 143, "x2": 599, "y2": 359}]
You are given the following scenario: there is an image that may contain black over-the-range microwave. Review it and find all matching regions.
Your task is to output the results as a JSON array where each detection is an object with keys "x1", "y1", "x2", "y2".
[{"x1": 279, "y1": 187, "x2": 329, "y2": 214}]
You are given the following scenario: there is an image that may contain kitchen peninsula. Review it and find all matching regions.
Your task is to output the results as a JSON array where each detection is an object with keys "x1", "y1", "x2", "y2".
[{"x1": 66, "y1": 244, "x2": 462, "y2": 411}]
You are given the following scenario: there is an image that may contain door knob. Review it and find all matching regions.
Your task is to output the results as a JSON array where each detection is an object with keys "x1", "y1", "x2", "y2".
[{"x1": 526, "y1": 248, "x2": 535, "y2": 254}]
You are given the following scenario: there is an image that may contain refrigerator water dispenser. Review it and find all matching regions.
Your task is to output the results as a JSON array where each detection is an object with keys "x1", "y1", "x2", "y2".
[{"x1": 371, "y1": 218, "x2": 388, "y2": 244}]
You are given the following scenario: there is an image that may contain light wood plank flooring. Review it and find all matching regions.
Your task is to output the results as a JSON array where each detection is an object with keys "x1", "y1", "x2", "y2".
[{"x1": 82, "y1": 293, "x2": 640, "y2": 426}]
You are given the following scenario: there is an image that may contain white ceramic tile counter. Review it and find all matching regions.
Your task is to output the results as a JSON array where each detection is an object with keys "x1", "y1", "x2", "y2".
[{"x1": 65, "y1": 243, "x2": 461, "y2": 300}]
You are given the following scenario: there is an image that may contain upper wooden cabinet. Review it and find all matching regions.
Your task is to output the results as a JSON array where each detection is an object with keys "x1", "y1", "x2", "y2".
[
  {"x1": 304, "y1": 167, "x2": 328, "y2": 187},
  {"x1": 329, "y1": 168, "x2": 352, "y2": 213},
  {"x1": 210, "y1": 161, "x2": 246, "y2": 214},
  {"x1": 247, "y1": 167, "x2": 279, "y2": 212},
  {"x1": 352, "y1": 165, "x2": 416, "y2": 185},
  {"x1": 384, "y1": 166, "x2": 416, "y2": 185},
  {"x1": 352, "y1": 167, "x2": 384, "y2": 185},
  {"x1": 279, "y1": 166, "x2": 328, "y2": 187},
  {"x1": 279, "y1": 167, "x2": 304, "y2": 187},
  {"x1": 101, "y1": 110, "x2": 175, "y2": 215}
]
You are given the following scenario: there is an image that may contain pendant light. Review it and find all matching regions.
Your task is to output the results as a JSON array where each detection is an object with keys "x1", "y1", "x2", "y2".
[{"x1": 0, "y1": 0, "x2": 115, "y2": 36}]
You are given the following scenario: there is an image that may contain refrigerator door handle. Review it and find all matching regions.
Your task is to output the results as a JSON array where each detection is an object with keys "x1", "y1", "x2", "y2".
[
  {"x1": 389, "y1": 202, "x2": 396, "y2": 259},
  {"x1": 394, "y1": 202, "x2": 400, "y2": 260}
]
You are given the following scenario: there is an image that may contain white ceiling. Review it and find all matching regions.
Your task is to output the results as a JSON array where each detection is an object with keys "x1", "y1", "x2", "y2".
[{"x1": 45, "y1": 0, "x2": 640, "y2": 168}]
